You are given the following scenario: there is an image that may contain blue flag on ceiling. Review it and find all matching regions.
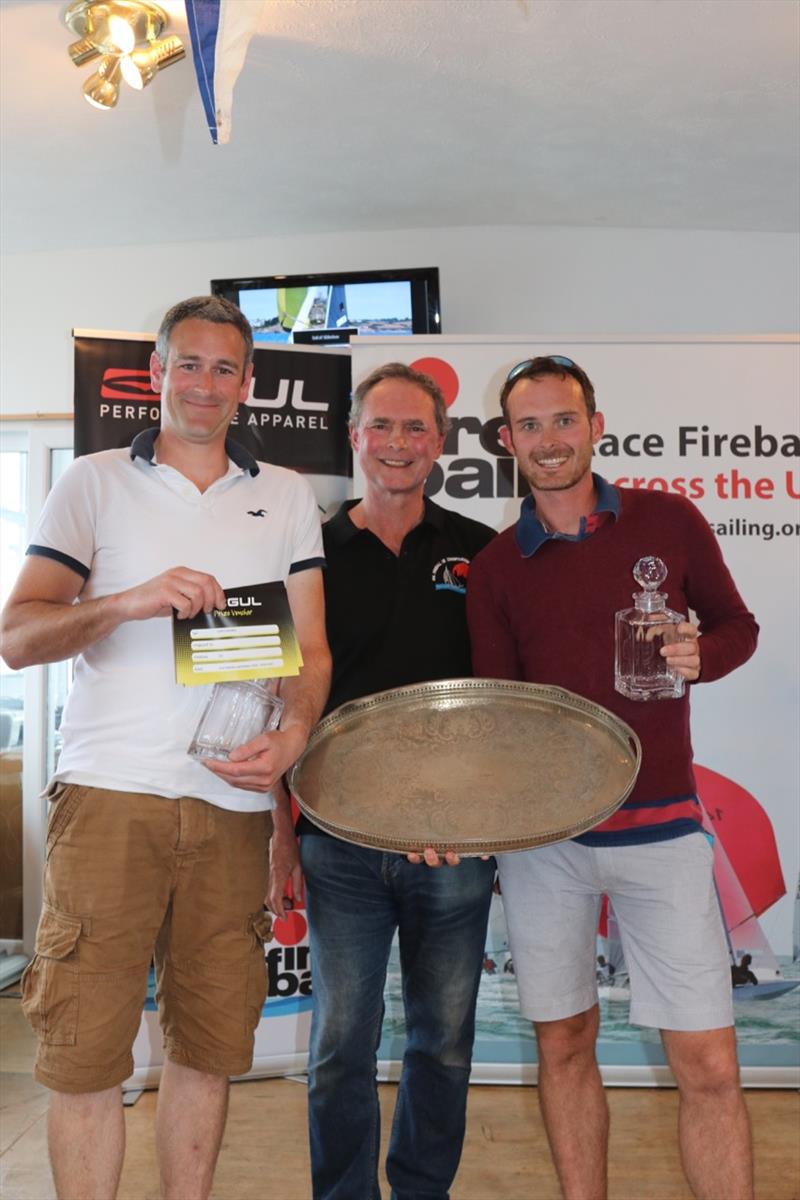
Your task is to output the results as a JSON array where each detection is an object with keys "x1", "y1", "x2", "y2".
[{"x1": 185, "y1": 0, "x2": 263, "y2": 144}]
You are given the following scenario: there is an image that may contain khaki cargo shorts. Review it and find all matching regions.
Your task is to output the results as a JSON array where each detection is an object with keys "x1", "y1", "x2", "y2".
[{"x1": 21, "y1": 783, "x2": 273, "y2": 1094}]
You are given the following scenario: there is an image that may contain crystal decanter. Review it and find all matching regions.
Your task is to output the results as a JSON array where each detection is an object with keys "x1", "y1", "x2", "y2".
[{"x1": 614, "y1": 556, "x2": 686, "y2": 701}]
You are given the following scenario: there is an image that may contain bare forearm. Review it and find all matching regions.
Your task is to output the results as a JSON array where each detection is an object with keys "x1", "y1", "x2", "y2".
[
  {"x1": 279, "y1": 651, "x2": 332, "y2": 745},
  {"x1": 266, "y1": 776, "x2": 303, "y2": 917},
  {"x1": 271, "y1": 775, "x2": 294, "y2": 825},
  {"x1": 2, "y1": 563, "x2": 226, "y2": 672},
  {"x1": 1, "y1": 594, "x2": 126, "y2": 669}
]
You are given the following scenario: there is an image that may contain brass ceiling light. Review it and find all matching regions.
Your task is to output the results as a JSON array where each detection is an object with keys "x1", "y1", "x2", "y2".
[
  {"x1": 64, "y1": 1, "x2": 185, "y2": 110},
  {"x1": 68, "y1": 37, "x2": 103, "y2": 66},
  {"x1": 83, "y1": 54, "x2": 122, "y2": 109},
  {"x1": 119, "y1": 35, "x2": 185, "y2": 90}
]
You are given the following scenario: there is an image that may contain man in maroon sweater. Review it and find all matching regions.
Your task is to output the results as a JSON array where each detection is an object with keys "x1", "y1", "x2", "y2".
[{"x1": 467, "y1": 356, "x2": 757, "y2": 1200}]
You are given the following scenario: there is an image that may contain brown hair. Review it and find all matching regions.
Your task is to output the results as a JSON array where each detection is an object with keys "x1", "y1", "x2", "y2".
[
  {"x1": 155, "y1": 296, "x2": 254, "y2": 372},
  {"x1": 351, "y1": 362, "x2": 450, "y2": 436},
  {"x1": 500, "y1": 356, "x2": 596, "y2": 422}
]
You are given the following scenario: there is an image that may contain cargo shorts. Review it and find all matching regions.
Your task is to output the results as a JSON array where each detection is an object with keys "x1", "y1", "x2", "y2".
[{"x1": 21, "y1": 783, "x2": 274, "y2": 1094}]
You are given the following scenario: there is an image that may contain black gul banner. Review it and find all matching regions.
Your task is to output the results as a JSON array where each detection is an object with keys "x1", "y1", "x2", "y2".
[
  {"x1": 73, "y1": 335, "x2": 156, "y2": 455},
  {"x1": 73, "y1": 333, "x2": 352, "y2": 475},
  {"x1": 173, "y1": 581, "x2": 302, "y2": 686}
]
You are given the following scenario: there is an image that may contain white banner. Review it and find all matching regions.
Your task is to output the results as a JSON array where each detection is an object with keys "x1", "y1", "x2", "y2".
[
  {"x1": 352, "y1": 334, "x2": 800, "y2": 1085},
  {"x1": 125, "y1": 333, "x2": 798, "y2": 1090}
]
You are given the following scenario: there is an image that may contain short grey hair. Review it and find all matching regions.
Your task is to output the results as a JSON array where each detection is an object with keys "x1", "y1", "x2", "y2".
[
  {"x1": 155, "y1": 296, "x2": 254, "y2": 372},
  {"x1": 350, "y1": 362, "x2": 450, "y2": 436}
]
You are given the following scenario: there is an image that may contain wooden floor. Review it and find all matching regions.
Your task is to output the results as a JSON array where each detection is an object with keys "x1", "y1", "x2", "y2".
[{"x1": 2, "y1": 996, "x2": 798, "y2": 1200}]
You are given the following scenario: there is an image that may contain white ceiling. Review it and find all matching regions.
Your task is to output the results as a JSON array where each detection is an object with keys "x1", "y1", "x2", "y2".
[{"x1": 1, "y1": 0, "x2": 798, "y2": 255}]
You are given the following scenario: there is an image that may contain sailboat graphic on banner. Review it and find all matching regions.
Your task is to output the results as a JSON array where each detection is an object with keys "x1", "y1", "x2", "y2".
[{"x1": 598, "y1": 765, "x2": 800, "y2": 1004}]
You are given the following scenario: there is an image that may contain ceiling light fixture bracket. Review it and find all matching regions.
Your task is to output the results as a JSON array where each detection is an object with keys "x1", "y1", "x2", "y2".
[
  {"x1": 62, "y1": 0, "x2": 183, "y2": 110},
  {"x1": 64, "y1": 1, "x2": 168, "y2": 49}
]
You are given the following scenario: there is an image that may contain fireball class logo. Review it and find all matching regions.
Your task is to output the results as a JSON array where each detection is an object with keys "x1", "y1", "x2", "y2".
[
  {"x1": 432, "y1": 557, "x2": 471, "y2": 594},
  {"x1": 409, "y1": 355, "x2": 531, "y2": 501},
  {"x1": 99, "y1": 368, "x2": 160, "y2": 421},
  {"x1": 266, "y1": 899, "x2": 311, "y2": 1000}
]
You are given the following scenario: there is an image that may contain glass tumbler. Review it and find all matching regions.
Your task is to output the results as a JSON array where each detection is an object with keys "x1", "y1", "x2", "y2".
[{"x1": 188, "y1": 680, "x2": 284, "y2": 761}]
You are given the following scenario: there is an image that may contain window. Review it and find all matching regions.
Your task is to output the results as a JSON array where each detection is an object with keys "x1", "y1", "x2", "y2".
[{"x1": 0, "y1": 423, "x2": 72, "y2": 949}]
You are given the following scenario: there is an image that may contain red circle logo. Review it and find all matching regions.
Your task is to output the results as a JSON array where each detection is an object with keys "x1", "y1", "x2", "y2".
[
  {"x1": 272, "y1": 909, "x2": 308, "y2": 946},
  {"x1": 410, "y1": 357, "x2": 460, "y2": 408}
]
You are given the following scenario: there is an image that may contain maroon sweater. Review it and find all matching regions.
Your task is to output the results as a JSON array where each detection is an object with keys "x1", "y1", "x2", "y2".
[{"x1": 467, "y1": 483, "x2": 759, "y2": 845}]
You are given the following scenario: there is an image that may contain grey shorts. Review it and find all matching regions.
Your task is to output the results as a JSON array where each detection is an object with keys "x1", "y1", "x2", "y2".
[{"x1": 497, "y1": 831, "x2": 733, "y2": 1032}]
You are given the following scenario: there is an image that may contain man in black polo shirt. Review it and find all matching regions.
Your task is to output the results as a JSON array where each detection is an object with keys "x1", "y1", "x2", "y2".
[{"x1": 296, "y1": 362, "x2": 496, "y2": 1200}]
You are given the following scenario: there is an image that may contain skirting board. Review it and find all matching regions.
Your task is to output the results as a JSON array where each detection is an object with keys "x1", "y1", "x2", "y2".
[{"x1": 122, "y1": 1058, "x2": 800, "y2": 1092}]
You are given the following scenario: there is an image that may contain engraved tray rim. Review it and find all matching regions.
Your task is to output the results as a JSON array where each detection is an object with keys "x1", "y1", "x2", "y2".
[{"x1": 288, "y1": 678, "x2": 642, "y2": 856}]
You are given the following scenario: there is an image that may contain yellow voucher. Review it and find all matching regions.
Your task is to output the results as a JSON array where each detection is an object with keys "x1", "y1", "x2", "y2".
[{"x1": 173, "y1": 581, "x2": 303, "y2": 686}]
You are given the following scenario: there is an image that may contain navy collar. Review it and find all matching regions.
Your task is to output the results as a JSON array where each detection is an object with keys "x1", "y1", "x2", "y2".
[
  {"x1": 325, "y1": 496, "x2": 445, "y2": 547},
  {"x1": 515, "y1": 473, "x2": 620, "y2": 558},
  {"x1": 129, "y1": 427, "x2": 259, "y2": 476}
]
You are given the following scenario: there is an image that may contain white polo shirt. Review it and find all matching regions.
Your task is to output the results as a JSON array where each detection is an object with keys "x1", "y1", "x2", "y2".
[{"x1": 28, "y1": 429, "x2": 325, "y2": 812}]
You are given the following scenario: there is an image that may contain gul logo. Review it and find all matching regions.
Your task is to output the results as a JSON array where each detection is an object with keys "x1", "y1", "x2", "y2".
[
  {"x1": 266, "y1": 905, "x2": 311, "y2": 999},
  {"x1": 99, "y1": 367, "x2": 161, "y2": 421},
  {"x1": 236, "y1": 377, "x2": 329, "y2": 432},
  {"x1": 100, "y1": 368, "x2": 158, "y2": 401},
  {"x1": 432, "y1": 557, "x2": 470, "y2": 594}
]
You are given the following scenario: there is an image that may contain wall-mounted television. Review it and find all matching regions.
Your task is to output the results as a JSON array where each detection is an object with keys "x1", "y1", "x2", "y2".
[{"x1": 211, "y1": 267, "x2": 441, "y2": 346}]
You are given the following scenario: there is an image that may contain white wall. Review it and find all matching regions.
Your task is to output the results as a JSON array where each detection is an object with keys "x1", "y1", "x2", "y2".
[{"x1": 2, "y1": 224, "x2": 798, "y2": 415}]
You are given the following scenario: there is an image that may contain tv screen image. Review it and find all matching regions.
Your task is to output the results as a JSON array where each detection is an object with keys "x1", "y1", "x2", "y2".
[
  {"x1": 242, "y1": 280, "x2": 414, "y2": 344},
  {"x1": 212, "y1": 267, "x2": 440, "y2": 346}
]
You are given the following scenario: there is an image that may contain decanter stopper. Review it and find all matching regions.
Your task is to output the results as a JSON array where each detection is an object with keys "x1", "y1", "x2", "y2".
[{"x1": 633, "y1": 556, "x2": 667, "y2": 592}]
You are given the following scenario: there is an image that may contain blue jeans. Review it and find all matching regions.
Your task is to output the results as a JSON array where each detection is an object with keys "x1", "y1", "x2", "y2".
[{"x1": 301, "y1": 833, "x2": 495, "y2": 1200}]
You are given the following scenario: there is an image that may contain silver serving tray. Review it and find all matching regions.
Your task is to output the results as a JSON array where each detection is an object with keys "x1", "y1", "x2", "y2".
[{"x1": 289, "y1": 679, "x2": 642, "y2": 856}]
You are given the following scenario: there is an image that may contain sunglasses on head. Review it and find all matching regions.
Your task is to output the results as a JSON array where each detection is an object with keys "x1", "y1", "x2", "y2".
[{"x1": 506, "y1": 355, "x2": 577, "y2": 386}]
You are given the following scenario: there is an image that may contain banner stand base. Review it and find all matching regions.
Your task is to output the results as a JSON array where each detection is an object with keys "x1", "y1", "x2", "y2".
[{"x1": 123, "y1": 1060, "x2": 799, "y2": 1093}]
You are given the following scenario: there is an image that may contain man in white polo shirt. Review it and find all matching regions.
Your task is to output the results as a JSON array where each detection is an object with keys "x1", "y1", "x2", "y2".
[{"x1": 0, "y1": 296, "x2": 331, "y2": 1200}]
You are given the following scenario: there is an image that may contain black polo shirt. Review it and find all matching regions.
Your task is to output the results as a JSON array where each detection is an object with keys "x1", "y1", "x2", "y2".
[
  {"x1": 323, "y1": 497, "x2": 496, "y2": 713},
  {"x1": 297, "y1": 497, "x2": 495, "y2": 835}
]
